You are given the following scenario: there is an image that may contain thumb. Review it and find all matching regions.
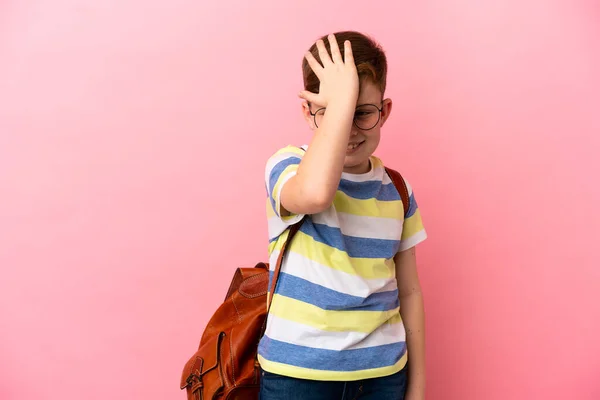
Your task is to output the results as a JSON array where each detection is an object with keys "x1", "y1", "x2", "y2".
[{"x1": 298, "y1": 90, "x2": 319, "y2": 104}]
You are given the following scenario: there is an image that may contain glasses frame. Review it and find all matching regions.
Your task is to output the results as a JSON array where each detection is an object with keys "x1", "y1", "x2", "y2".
[{"x1": 308, "y1": 102, "x2": 384, "y2": 131}]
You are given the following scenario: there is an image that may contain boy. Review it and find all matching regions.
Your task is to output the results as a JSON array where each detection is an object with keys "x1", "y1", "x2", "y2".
[{"x1": 258, "y1": 31, "x2": 427, "y2": 400}]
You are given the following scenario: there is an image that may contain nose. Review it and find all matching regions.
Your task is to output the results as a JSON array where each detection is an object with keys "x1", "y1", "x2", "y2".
[{"x1": 350, "y1": 125, "x2": 359, "y2": 136}]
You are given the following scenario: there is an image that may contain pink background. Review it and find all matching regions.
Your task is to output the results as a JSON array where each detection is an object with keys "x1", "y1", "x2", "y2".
[{"x1": 1, "y1": 1, "x2": 599, "y2": 399}]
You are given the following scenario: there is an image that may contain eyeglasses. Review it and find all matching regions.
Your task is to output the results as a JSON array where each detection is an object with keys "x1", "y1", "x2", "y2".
[{"x1": 308, "y1": 103, "x2": 384, "y2": 131}]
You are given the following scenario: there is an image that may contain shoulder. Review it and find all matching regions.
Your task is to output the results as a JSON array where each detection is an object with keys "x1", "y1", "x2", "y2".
[
  {"x1": 266, "y1": 145, "x2": 305, "y2": 167},
  {"x1": 271, "y1": 144, "x2": 305, "y2": 158},
  {"x1": 264, "y1": 145, "x2": 306, "y2": 184},
  {"x1": 378, "y1": 159, "x2": 416, "y2": 197}
]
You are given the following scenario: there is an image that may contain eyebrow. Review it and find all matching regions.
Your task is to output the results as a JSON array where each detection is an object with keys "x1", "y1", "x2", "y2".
[
  {"x1": 310, "y1": 101, "x2": 382, "y2": 110},
  {"x1": 355, "y1": 102, "x2": 381, "y2": 108}
]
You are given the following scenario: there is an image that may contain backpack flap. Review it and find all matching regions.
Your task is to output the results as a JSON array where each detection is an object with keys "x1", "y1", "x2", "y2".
[
  {"x1": 180, "y1": 356, "x2": 203, "y2": 390},
  {"x1": 180, "y1": 332, "x2": 225, "y2": 398},
  {"x1": 224, "y1": 263, "x2": 268, "y2": 301}
]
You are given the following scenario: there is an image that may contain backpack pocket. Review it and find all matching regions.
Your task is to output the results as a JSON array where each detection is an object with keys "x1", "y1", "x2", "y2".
[{"x1": 180, "y1": 332, "x2": 225, "y2": 400}]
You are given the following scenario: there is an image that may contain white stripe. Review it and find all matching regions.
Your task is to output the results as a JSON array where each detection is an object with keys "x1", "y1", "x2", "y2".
[
  {"x1": 342, "y1": 166, "x2": 386, "y2": 183},
  {"x1": 381, "y1": 172, "x2": 393, "y2": 185},
  {"x1": 404, "y1": 178, "x2": 414, "y2": 197},
  {"x1": 269, "y1": 250, "x2": 398, "y2": 297},
  {"x1": 265, "y1": 313, "x2": 405, "y2": 351},
  {"x1": 311, "y1": 210, "x2": 403, "y2": 241},
  {"x1": 267, "y1": 212, "x2": 303, "y2": 239},
  {"x1": 398, "y1": 229, "x2": 427, "y2": 252},
  {"x1": 268, "y1": 216, "x2": 291, "y2": 239}
]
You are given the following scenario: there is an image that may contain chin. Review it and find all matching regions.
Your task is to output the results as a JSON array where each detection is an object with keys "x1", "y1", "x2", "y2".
[{"x1": 345, "y1": 149, "x2": 373, "y2": 163}]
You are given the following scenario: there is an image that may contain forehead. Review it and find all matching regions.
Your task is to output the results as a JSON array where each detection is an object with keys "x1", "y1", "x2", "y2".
[{"x1": 357, "y1": 80, "x2": 383, "y2": 105}]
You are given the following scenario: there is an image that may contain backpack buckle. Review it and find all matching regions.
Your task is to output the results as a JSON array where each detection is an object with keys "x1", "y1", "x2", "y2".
[
  {"x1": 186, "y1": 373, "x2": 203, "y2": 390},
  {"x1": 186, "y1": 374, "x2": 204, "y2": 393}
]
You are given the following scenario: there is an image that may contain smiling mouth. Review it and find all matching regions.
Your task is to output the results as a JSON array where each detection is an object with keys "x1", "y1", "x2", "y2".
[{"x1": 347, "y1": 141, "x2": 365, "y2": 152}]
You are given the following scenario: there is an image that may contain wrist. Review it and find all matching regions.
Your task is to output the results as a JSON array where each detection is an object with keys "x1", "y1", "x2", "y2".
[
  {"x1": 407, "y1": 366, "x2": 426, "y2": 387},
  {"x1": 317, "y1": 99, "x2": 356, "y2": 135},
  {"x1": 327, "y1": 96, "x2": 357, "y2": 111}
]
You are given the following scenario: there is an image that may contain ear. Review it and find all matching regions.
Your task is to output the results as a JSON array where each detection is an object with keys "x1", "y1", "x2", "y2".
[
  {"x1": 301, "y1": 101, "x2": 317, "y2": 130},
  {"x1": 380, "y1": 98, "x2": 393, "y2": 127}
]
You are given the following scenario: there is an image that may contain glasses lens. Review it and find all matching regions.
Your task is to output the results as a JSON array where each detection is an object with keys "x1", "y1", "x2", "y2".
[
  {"x1": 354, "y1": 105, "x2": 380, "y2": 130},
  {"x1": 314, "y1": 108, "x2": 326, "y2": 128}
]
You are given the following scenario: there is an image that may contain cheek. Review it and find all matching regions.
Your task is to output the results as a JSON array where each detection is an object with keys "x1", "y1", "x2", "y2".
[{"x1": 366, "y1": 133, "x2": 381, "y2": 146}]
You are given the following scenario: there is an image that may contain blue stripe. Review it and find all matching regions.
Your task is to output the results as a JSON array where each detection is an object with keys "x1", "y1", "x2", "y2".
[
  {"x1": 338, "y1": 180, "x2": 400, "y2": 201},
  {"x1": 300, "y1": 220, "x2": 400, "y2": 259},
  {"x1": 258, "y1": 336, "x2": 406, "y2": 371},
  {"x1": 267, "y1": 156, "x2": 301, "y2": 217},
  {"x1": 268, "y1": 157, "x2": 301, "y2": 196},
  {"x1": 406, "y1": 194, "x2": 418, "y2": 218},
  {"x1": 269, "y1": 272, "x2": 399, "y2": 311}
]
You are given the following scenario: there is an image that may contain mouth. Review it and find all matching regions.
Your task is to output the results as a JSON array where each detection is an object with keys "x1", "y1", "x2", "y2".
[{"x1": 346, "y1": 140, "x2": 365, "y2": 153}]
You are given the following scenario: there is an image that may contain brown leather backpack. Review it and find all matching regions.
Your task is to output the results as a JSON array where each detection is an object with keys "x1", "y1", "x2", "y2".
[{"x1": 180, "y1": 167, "x2": 410, "y2": 400}]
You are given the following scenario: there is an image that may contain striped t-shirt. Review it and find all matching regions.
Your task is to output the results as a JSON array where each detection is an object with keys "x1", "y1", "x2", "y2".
[{"x1": 257, "y1": 144, "x2": 427, "y2": 381}]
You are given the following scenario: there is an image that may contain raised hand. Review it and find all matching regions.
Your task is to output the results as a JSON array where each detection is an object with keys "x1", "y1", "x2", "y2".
[{"x1": 299, "y1": 34, "x2": 359, "y2": 108}]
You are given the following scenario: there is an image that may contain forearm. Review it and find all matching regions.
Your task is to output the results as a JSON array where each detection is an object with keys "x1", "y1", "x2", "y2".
[
  {"x1": 400, "y1": 291, "x2": 426, "y2": 392},
  {"x1": 282, "y1": 35, "x2": 359, "y2": 214},
  {"x1": 296, "y1": 100, "x2": 355, "y2": 203}
]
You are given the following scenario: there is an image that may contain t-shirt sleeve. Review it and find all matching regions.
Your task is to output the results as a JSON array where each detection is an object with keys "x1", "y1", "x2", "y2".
[
  {"x1": 265, "y1": 145, "x2": 305, "y2": 228},
  {"x1": 398, "y1": 180, "x2": 427, "y2": 252}
]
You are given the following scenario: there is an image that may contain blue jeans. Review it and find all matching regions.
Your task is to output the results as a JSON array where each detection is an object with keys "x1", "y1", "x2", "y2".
[{"x1": 259, "y1": 366, "x2": 408, "y2": 400}]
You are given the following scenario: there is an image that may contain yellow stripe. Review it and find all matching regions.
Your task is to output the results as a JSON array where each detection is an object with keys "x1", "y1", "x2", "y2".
[
  {"x1": 268, "y1": 228, "x2": 291, "y2": 253},
  {"x1": 258, "y1": 351, "x2": 407, "y2": 381},
  {"x1": 269, "y1": 295, "x2": 401, "y2": 333},
  {"x1": 333, "y1": 191, "x2": 403, "y2": 219},
  {"x1": 268, "y1": 239, "x2": 277, "y2": 254},
  {"x1": 282, "y1": 214, "x2": 299, "y2": 223},
  {"x1": 266, "y1": 201, "x2": 301, "y2": 222},
  {"x1": 269, "y1": 231, "x2": 395, "y2": 279},
  {"x1": 370, "y1": 156, "x2": 383, "y2": 170},
  {"x1": 266, "y1": 199, "x2": 276, "y2": 218},
  {"x1": 401, "y1": 209, "x2": 424, "y2": 240}
]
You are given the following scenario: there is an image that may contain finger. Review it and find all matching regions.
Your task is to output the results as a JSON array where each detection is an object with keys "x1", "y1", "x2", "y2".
[
  {"x1": 298, "y1": 90, "x2": 319, "y2": 104},
  {"x1": 328, "y1": 34, "x2": 342, "y2": 64},
  {"x1": 344, "y1": 40, "x2": 355, "y2": 66},
  {"x1": 304, "y1": 51, "x2": 324, "y2": 79},
  {"x1": 316, "y1": 39, "x2": 333, "y2": 66}
]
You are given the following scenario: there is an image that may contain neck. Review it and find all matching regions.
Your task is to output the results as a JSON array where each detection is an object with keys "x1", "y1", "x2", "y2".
[{"x1": 343, "y1": 159, "x2": 371, "y2": 174}]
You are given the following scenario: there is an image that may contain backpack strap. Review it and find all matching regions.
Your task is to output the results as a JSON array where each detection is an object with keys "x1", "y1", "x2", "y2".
[{"x1": 384, "y1": 167, "x2": 410, "y2": 218}]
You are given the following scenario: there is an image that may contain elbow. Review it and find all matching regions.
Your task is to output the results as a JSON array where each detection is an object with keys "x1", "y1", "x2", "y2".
[
  {"x1": 398, "y1": 287, "x2": 423, "y2": 300},
  {"x1": 305, "y1": 188, "x2": 335, "y2": 214}
]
